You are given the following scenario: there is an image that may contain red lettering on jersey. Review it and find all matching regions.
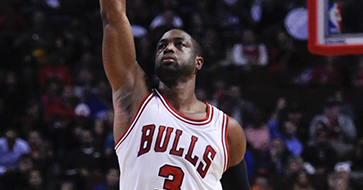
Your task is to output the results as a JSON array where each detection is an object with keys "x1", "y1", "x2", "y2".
[
  {"x1": 138, "y1": 125, "x2": 215, "y2": 177},
  {"x1": 138, "y1": 125, "x2": 156, "y2": 157},
  {"x1": 169, "y1": 129, "x2": 184, "y2": 156},
  {"x1": 155, "y1": 126, "x2": 174, "y2": 152},
  {"x1": 185, "y1": 136, "x2": 199, "y2": 166},
  {"x1": 197, "y1": 145, "x2": 216, "y2": 178}
]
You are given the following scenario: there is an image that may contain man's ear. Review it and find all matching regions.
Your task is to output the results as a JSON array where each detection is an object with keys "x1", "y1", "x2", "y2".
[{"x1": 195, "y1": 56, "x2": 204, "y2": 70}]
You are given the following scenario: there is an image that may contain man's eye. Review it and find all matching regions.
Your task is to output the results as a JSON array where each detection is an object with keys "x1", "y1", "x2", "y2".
[
  {"x1": 158, "y1": 44, "x2": 167, "y2": 49},
  {"x1": 175, "y1": 42, "x2": 184, "y2": 47}
]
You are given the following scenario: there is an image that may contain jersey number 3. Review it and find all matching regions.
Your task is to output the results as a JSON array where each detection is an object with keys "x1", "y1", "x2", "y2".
[{"x1": 158, "y1": 164, "x2": 185, "y2": 190}]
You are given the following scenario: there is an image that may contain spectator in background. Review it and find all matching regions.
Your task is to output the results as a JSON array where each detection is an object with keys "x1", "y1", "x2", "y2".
[
  {"x1": 58, "y1": 181, "x2": 76, "y2": 190},
  {"x1": 209, "y1": 79, "x2": 228, "y2": 108},
  {"x1": 41, "y1": 78, "x2": 68, "y2": 124},
  {"x1": 275, "y1": 120, "x2": 303, "y2": 156},
  {"x1": 92, "y1": 118, "x2": 108, "y2": 152},
  {"x1": 0, "y1": 0, "x2": 363, "y2": 189},
  {"x1": 289, "y1": 169, "x2": 315, "y2": 190},
  {"x1": 57, "y1": 103, "x2": 92, "y2": 154},
  {"x1": 28, "y1": 130, "x2": 46, "y2": 157},
  {"x1": 0, "y1": 128, "x2": 31, "y2": 175},
  {"x1": 244, "y1": 112, "x2": 270, "y2": 152},
  {"x1": 219, "y1": 85, "x2": 256, "y2": 127},
  {"x1": 231, "y1": 29, "x2": 268, "y2": 71},
  {"x1": 285, "y1": 156, "x2": 305, "y2": 176},
  {"x1": 24, "y1": 169, "x2": 45, "y2": 190},
  {"x1": 327, "y1": 162, "x2": 360, "y2": 190},
  {"x1": 93, "y1": 168, "x2": 119, "y2": 190},
  {"x1": 72, "y1": 51, "x2": 100, "y2": 82},
  {"x1": 268, "y1": 98, "x2": 303, "y2": 156},
  {"x1": 259, "y1": 138, "x2": 291, "y2": 189},
  {"x1": 282, "y1": 156, "x2": 305, "y2": 189},
  {"x1": 187, "y1": 12, "x2": 205, "y2": 42},
  {"x1": 285, "y1": 103, "x2": 309, "y2": 144},
  {"x1": 310, "y1": 56, "x2": 343, "y2": 86},
  {"x1": 302, "y1": 126, "x2": 338, "y2": 176},
  {"x1": 102, "y1": 110, "x2": 118, "y2": 170},
  {"x1": 327, "y1": 172, "x2": 349, "y2": 190},
  {"x1": 63, "y1": 129, "x2": 106, "y2": 190},
  {"x1": 332, "y1": 91, "x2": 355, "y2": 120},
  {"x1": 42, "y1": 82, "x2": 77, "y2": 155},
  {"x1": 86, "y1": 80, "x2": 112, "y2": 119},
  {"x1": 244, "y1": 147, "x2": 256, "y2": 180},
  {"x1": 0, "y1": 71, "x2": 27, "y2": 129},
  {"x1": 309, "y1": 98, "x2": 357, "y2": 158},
  {"x1": 21, "y1": 99, "x2": 46, "y2": 137},
  {"x1": 38, "y1": 52, "x2": 73, "y2": 88},
  {"x1": 200, "y1": 28, "x2": 227, "y2": 70},
  {"x1": 217, "y1": 0, "x2": 245, "y2": 36},
  {"x1": 250, "y1": 168, "x2": 274, "y2": 190},
  {"x1": 103, "y1": 110, "x2": 114, "y2": 156},
  {"x1": 268, "y1": 29, "x2": 296, "y2": 71},
  {"x1": 11, "y1": 9, "x2": 50, "y2": 65},
  {"x1": 27, "y1": 130, "x2": 54, "y2": 177},
  {"x1": 0, "y1": 154, "x2": 34, "y2": 190},
  {"x1": 73, "y1": 66, "x2": 94, "y2": 103},
  {"x1": 57, "y1": 22, "x2": 93, "y2": 65}
]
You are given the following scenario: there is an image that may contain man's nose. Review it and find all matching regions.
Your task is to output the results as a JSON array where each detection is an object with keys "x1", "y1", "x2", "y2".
[{"x1": 164, "y1": 43, "x2": 175, "y2": 53}]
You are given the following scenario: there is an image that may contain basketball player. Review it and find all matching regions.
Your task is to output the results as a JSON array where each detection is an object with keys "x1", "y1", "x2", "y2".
[{"x1": 99, "y1": 0, "x2": 251, "y2": 189}]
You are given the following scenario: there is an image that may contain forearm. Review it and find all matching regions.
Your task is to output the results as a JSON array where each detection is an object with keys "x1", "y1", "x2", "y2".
[
  {"x1": 99, "y1": 0, "x2": 139, "y2": 90},
  {"x1": 99, "y1": 0, "x2": 126, "y2": 25}
]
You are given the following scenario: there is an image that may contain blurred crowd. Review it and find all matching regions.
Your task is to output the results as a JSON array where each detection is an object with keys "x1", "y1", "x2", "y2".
[{"x1": 1, "y1": 0, "x2": 363, "y2": 189}]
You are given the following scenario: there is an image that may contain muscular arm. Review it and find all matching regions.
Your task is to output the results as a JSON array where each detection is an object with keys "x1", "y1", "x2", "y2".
[
  {"x1": 224, "y1": 117, "x2": 251, "y2": 190},
  {"x1": 227, "y1": 117, "x2": 247, "y2": 166},
  {"x1": 99, "y1": 0, "x2": 149, "y2": 141}
]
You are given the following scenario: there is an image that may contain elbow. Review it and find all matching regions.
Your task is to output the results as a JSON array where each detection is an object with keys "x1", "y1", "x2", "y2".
[{"x1": 100, "y1": 11, "x2": 109, "y2": 26}]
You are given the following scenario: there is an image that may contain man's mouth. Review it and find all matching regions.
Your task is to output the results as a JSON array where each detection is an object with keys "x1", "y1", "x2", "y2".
[
  {"x1": 161, "y1": 56, "x2": 176, "y2": 64},
  {"x1": 162, "y1": 58, "x2": 174, "y2": 63}
]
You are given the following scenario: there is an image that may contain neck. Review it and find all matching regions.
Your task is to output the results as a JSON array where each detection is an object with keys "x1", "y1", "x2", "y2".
[
  {"x1": 158, "y1": 80, "x2": 197, "y2": 110},
  {"x1": 157, "y1": 75, "x2": 208, "y2": 119}
]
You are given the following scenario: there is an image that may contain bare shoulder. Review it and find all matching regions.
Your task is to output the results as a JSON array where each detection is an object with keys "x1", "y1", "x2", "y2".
[{"x1": 227, "y1": 117, "x2": 246, "y2": 167}]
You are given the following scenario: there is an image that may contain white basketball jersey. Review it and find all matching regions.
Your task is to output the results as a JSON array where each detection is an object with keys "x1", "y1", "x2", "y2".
[{"x1": 115, "y1": 89, "x2": 230, "y2": 190}]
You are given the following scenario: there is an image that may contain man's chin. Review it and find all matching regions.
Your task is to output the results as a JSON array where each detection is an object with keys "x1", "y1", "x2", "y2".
[{"x1": 156, "y1": 72, "x2": 179, "y2": 84}]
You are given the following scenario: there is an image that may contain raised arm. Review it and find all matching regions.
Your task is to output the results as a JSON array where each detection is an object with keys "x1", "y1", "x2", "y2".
[
  {"x1": 100, "y1": 0, "x2": 142, "y2": 90},
  {"x1": 99, "y1": 0, "x2": 149, "y2": 141}
]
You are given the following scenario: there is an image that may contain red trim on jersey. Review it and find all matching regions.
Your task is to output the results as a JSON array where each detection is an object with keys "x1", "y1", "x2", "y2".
[
  {"x1": 114, "y1": 91, "x2": 154, "y2": 150},
  {"x1": 154, "y1": 89, "x2": 213, "y2": 126},
  {"x1": 222, "y1": 114, "x2": 230, "y2": 170}
]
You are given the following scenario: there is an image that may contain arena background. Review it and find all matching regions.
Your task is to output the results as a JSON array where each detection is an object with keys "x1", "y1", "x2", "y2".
[{"x1": 0, "y1": 0, "x2": 362, "y2": 189}]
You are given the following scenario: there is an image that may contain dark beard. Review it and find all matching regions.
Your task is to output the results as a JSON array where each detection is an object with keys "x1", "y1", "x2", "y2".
[
  {"x1": 155, "y1": 62, "x2": 195, "y2": 86},
  {"x1": 155, "y1": 64, "x2": 180, "y2": 84}
]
